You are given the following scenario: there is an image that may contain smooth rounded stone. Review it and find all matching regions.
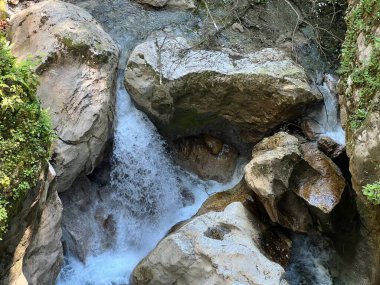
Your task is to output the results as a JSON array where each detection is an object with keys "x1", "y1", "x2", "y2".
[
  {"x1": 125, "y1": 37, "x2": 321, "y2": 148},
  {"x1": 174, "y1": 135, "x2": 238, "y2": 183},
  {"x1": 244, "y1": 132, "x2": 346, "y2": 232},
  {"x1": 8, "y1": 0, "x2": 119, "y2": 192},
  {"x1": 135, "y1": 0, "x2": 195, "y2": 9},
  {"x1": 131, "y1": 202, "x2": 288, "y2": 285}
]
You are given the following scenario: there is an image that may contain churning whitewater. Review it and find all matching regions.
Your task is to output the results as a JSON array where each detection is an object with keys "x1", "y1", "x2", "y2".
[{"x1": 57, "y1": 47, "x2": 242, "y2": 285}]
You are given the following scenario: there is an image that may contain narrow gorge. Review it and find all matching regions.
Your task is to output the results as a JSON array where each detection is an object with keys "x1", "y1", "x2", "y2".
[{"x1": 0, "y1": 0, "x2": 379, "y2": 284}]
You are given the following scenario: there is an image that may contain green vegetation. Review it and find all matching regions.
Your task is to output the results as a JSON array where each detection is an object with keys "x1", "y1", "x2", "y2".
[
  {"x1": 340, "y1": 0, "x2": 380, "y2": 130},
  {"x1": 363, "y1": 182, "x2": 380, "y2": 205},
  {"x1": 0, "y1": 35, "x2": 54, "y2": 239}
]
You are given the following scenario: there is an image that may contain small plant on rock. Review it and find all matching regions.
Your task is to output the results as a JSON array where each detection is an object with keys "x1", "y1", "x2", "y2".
[{"x1": 362, "y1": 182, "x2": 380, "y2": 205}]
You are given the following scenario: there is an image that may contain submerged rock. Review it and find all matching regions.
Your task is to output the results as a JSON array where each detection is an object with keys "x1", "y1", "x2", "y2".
[
  {"x1": 125, "y1": 37, "x2": 321, "y2": 148},
  {"x1": 244, "y1": 132, "x2": 346, "y2": 232},
  {"x1": 8, "y1": 0, "x2": 119, "y2": 192},
  {"x1": 173, "y1": 135, "x2": 238, "y2": 182},
  {"x1": 132, "y1": 202, "x2": 288, "y2": 285},
  {"x1": 0, "y1": 164, "x2": 63, "y2": 285}
]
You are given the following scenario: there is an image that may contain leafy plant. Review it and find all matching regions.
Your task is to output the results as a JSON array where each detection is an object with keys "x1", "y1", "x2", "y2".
[
  {"x1": 363, "y1": 182, "x2": 380, "y2": 205},
  {"x1": 340, "y1": 0, "x2": 380, "y2": 131},
  {"x1": 0, "y1": 35, "x2": 54, "y2": 239}
]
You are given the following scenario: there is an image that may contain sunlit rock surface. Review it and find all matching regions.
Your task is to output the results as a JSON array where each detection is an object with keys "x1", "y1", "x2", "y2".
[
  {"x1": 125, "y1": 37, "x2": 321, "y2": 147},
  {"x1": 8, "y1": 0, "x2": 119, "y2": 192},
  {"x1": 132, "y1": 202, "x2": 288, "y2": 285}
]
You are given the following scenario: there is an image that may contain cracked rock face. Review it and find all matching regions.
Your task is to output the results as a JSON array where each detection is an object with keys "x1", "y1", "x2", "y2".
[
  {"x1": 131, "y1": 202, "x2": 288, "y2": 285},
  {"x1": 244, "y1": 132, "x2": 346, "y2": 232},
  {"x1": 8, "y1": 0, "x2": 119, "y2": 192},
  {"x1": 125, "y1": 37, "x2": 321, "y2": 148}
]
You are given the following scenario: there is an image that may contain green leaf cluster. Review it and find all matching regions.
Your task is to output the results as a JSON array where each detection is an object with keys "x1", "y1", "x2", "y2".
[
  {"x1": 340, "y1": 0, "x2": 380, "y2": 131},
  {"x1": 0, "y1": 35, "x2": 54, "y2": 239},
  {"x1": 363, "y1": 182, "x2": 380, "y2": 205}
]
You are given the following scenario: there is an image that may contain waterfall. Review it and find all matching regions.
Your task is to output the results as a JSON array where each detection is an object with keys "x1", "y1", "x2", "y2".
[
  {"x1": 317, "y1": 74, "x2": 345, "y2": 145},
  {"x1": 57, "y1": 44, "x2": 242, "y2": 285},
  {"x1": 307, "y1": 74, "x2": 346, "y2": 145}
]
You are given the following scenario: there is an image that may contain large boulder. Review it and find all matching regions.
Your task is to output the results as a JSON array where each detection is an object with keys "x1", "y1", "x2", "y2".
[
  {"x1": 8, "y1": 0, "x2": 119, "y2": 192},
  {"x1": 125, "y1": 37, "x2": 321, "y2": 148},
  {"x1": 132, "y1": 202, "x2": 288, "y2": 285},
  {"x1": 244, "y1": 132, "x2": 346, "y2": 232},
  {"x1": 0, "y1": 164, "x2": 63, "y2": 285}
]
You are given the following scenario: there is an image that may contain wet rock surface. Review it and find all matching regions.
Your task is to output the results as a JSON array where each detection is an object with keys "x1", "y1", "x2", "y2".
[
  {"x1": 317, "y1": 135, "x2": 346, "y2": 158},
  {"x1": 244, "y1": 132, "x2": 346, "y2": 232},
  {"x1": 8, "y1": 0, "x2": 119, "y2": 192},
  {"x1": 60, "y1": 176, "x2": 115, "y2": 262},
  {"x1": 173, "y1": 135, "x2": 238, "y2": 183}
]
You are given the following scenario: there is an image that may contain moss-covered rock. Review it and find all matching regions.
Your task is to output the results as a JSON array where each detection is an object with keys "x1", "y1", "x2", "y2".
[
  {"x1": 340, "y1": 0, "x2": 380, "y2": 283},
  {"x1": 8, "y1": 0, "x2": 119, "y2": 192},
  {"x1": 0, "y1": 35, "x2": 54, "y2": 240}
]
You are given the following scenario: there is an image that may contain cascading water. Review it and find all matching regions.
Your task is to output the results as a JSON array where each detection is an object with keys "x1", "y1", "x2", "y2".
[
  {"x1": 57, "y1": 42, "x2": 243, "y2": 284},
  {"x1": 53, "y1": 1, "x2": 351, "y2": 283},
  {"x1": 307, "y1": 74, "x2": 346, "y2": 145}
]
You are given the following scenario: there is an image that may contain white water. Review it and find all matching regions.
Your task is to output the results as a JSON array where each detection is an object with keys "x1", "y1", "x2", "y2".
[
  {"x1": 286, "y1": 234, "x2": 335, "y2": 285},
  {"x1": 57, "y1": 46, "x2": 243, "y2": 285},
  {"x1": 308, "y1": 74, "x2": 345, "y2": 145}
]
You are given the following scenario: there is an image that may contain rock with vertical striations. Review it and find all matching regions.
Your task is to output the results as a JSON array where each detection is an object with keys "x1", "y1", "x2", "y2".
[
  {"x1": 8, "y1": 0, "x2": 119, "y2": 192},
  {"x1": 0, "y1": 164, "x2": 63, "y2": 285}
]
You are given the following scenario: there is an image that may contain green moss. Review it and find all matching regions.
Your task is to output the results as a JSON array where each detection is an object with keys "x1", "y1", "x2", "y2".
[
  {"x1": 57, "y1": 36, "x2": 110, "y2": 65},
  {"x1": 340, "y1": 0, "x2": 380, "y2": 131},
  {"x1": 0, "y1": 35, "x2": 54, "y2": 239}
]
